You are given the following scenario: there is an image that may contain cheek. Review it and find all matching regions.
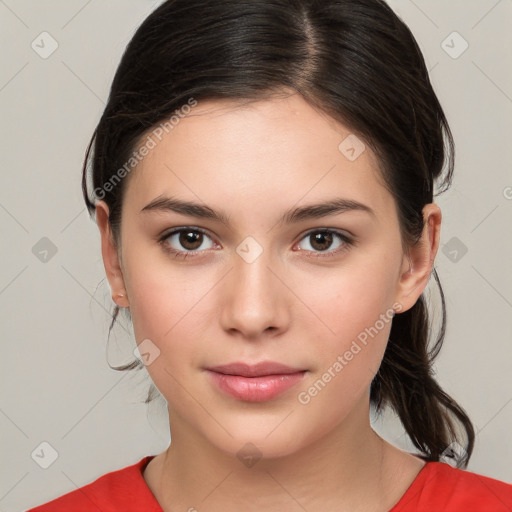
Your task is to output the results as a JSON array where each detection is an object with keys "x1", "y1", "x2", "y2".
[
  {"x1": 294, "y1": 253, "x2": 398, "y2": 404},
  {"x1": 124, "y1": 249, "x2": 208, "y2": 336},
  {"x1": 123, "y1": 259, "x2": 221, "y2": 381},
  {"x1": 124, "y1": 265, "x2": 211, "y2": 399},
  {"x1": 294, "y1": 270, "x2": 395, "y2": 428},
  {"x1": 304, "y1": 257, "x2": 398, "y2": 347}
]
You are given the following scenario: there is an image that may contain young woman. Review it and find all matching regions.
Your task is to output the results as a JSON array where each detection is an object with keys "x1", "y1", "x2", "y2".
[{"x1": 27, "y1": 0, "x2": 512, "y2": 510}]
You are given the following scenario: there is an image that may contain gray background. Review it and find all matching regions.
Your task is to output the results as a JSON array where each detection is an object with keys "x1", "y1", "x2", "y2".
[{"x1": 0, "y1": 1, "x2": 511, "y2": 510}]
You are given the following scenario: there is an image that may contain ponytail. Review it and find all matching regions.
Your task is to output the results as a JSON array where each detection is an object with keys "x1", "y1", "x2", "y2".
[{"x1": 371, "y1": 268, "x2": 475, "y2": 468}]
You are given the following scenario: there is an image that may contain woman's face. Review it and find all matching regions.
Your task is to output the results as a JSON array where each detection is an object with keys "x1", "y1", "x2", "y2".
[{"x1": 99, "y1": 92, "x2": 432, "y2": 460}]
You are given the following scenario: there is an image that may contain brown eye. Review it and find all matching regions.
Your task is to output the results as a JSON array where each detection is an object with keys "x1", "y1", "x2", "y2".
[
  {"x1": 296, "y1": 229, "x2": 354, "y2": 258},
  {"x1": 161, "y1": 227, "x2": 215, "y2": 255},
  {"x1": 179, "y1": 230, "x2": 203, "y2": 250},
  {"x1": 309, "y1": 231, "x2": 334, "y2": 251}
]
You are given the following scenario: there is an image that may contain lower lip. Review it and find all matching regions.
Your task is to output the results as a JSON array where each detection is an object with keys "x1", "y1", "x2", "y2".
[{"x1": 206, "y1": 370, "x2": 307, "y2": 402}]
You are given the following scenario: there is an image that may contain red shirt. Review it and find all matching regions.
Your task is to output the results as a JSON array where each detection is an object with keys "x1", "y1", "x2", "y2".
[{"x1": 26, "y1": 455, "x2": 512, "y2": 511}]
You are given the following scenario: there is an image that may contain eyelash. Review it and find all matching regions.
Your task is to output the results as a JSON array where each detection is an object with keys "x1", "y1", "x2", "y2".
[{"x1": 158, "y1": 226, "x2": 356, "y2": 260}]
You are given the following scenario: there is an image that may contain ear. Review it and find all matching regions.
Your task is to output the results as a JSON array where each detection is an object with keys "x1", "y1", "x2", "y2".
[
  {"x1": 95, "y1": 201, "x2": 130, "y2": 308},
  {"x1": 394, "y1": 203, "x2": 442, "y2": 313}
]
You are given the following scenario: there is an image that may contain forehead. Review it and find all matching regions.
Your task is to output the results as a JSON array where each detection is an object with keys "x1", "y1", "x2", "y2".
[{"x1": 123, "y1": 93, "x2": 395, "y2": 224}]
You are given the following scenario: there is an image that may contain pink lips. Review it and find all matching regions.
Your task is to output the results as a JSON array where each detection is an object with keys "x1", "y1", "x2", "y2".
[{"x1": 205, "y1": 361, "x2": 307, "y2": 402}]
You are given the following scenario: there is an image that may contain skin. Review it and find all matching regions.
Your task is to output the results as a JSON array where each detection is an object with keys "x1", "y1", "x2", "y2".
[{"x1": 96, "y1": 90, "x2": 441, "y2": 512}]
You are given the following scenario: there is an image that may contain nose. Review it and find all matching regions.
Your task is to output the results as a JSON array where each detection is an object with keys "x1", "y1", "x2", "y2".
[{"x1": 219, "y1": 246, "x2": 291, "y2": 341}]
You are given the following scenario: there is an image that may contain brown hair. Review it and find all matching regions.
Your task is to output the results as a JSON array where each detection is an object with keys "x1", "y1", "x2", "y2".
[{"x1": 81, "y1": 0, "x2": 475, "y2": 468}]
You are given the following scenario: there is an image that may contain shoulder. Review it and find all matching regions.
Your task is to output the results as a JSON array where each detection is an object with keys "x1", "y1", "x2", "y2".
[
  {"x1": 24, "y1": 456, "x2": 162, "y2": 512},
  {"x1": 392, "y1": 461, "x2": 512, "y2": 512}
]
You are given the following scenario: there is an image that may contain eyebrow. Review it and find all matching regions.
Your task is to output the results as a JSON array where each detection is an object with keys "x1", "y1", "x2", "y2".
[{"x1": 140, "y1": 195, "x2": 376, "y2": 226}]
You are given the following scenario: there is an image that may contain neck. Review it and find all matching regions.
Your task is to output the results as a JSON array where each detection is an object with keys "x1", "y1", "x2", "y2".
[{"x1": 146, "y1": 398, "x2": 425, "y2": 512}]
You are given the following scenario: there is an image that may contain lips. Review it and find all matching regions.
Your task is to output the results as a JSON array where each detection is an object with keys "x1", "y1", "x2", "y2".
[
  {"x1": 205, "y1": 361, "x2": 307, "y2": 402},
  {"x1": 206, "y1": 361, "x2": 305, "y2": 377}
]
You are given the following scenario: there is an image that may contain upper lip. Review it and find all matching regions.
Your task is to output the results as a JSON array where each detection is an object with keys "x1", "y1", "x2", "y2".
[{"x1": 206, "y1": 361, "x2": 306, "y2": 377}]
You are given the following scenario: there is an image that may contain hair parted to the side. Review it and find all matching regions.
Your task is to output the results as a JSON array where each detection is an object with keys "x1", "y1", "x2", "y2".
[{"x1": 81, "y1": 0, "x2": 474, "y2": 468}]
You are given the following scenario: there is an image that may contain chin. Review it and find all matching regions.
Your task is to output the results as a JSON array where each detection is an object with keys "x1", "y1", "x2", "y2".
[{"x1": 200, "y1": 414, "x2": 315, "y2": 464}]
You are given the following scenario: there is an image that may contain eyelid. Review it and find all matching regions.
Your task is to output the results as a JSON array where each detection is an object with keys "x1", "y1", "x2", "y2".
[{"x1": 298, "y1": 226, "x2": 355, "y2": 242}]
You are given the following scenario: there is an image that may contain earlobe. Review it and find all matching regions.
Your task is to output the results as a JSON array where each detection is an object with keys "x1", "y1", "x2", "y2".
[
  {"x1": 95, "y1": 201, "x2": 130, "y2": 308},
  {"x1": 394, "y1": 203, "x2": 442, "y2": 312}
]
